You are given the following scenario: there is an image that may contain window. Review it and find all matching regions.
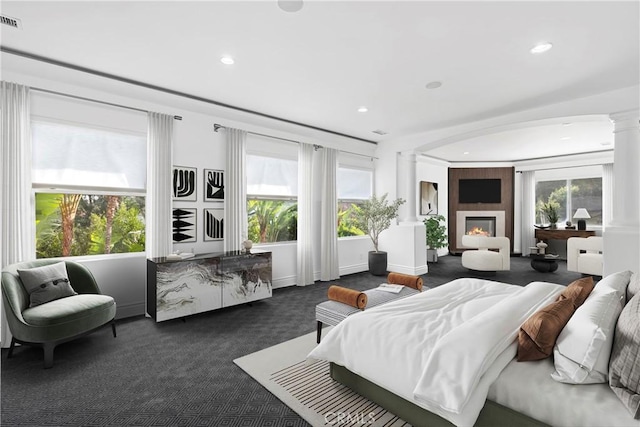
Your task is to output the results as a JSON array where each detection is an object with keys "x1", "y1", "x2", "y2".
[
  {"x1": 33, "y1": 121, "x2": 147, "y2": 258},
  {"x1": 535, "y1": 176, "x2": 602, "y2": 226},
  {"x1": 337, "y1": 167, "x2": 373, "y2": 237},
  {"x1": 246, "y1": 154, "x2": 298, "y2": 243}
]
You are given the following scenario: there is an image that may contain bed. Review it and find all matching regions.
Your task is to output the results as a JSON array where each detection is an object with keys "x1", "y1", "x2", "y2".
[{"x1": 308, "y1": 273, "x2": 640, "y2": 427}]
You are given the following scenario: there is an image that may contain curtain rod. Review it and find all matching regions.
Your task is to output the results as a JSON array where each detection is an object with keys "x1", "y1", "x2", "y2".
[
  {"x1": 30, "y1": 87, "x2": 182, "y2": 120},
  {"x1": 213, "y1": 123, "x2": 378, "y2": 161}
]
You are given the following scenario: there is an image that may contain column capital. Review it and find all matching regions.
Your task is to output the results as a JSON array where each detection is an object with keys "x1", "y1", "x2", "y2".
[
  {"x1": 609, "y1": 109, "x2": 640, "y2": 132},
  {"x1": 398, "y1": 150, "x2": 418, "y2": 160}
]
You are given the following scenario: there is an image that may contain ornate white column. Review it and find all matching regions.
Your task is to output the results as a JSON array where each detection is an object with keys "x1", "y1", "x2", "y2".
[
  {"x1": 603, "y1": 110, "x2": 640, "y2": 275},
  {"x1": 379, "y1": 151, "x2": 427, "y2": 275}
]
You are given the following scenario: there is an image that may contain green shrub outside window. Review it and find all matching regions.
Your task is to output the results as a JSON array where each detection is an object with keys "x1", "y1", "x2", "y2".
[{"x1": 36, "y1": 193, "x2": 145, "y2": 258}]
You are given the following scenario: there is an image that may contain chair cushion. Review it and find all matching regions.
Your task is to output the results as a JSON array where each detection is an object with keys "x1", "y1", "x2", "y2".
[
  {"x1": 18, "y1": 262, "x2": 77, "y2": 307},
  {"x1": 22, "y1": 294, "x2": 115, "y2": 327},
  {"x1": 576, "y1": 253, "x2": 603, "y2": 275}
]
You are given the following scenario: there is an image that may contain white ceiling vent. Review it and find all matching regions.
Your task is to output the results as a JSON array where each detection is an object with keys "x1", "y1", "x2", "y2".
[
  {"x1": 371, "y1": 129, "x2": 388, "y2": 136},
  {"x1": 1, "y1": 15, "x2": 22, "y2": 29}
]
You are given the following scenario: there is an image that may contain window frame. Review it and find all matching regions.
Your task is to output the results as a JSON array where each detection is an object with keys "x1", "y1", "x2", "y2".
[
  {"x1": 32, "y1": 119, "x2": 147, "y2": 259},
  {"x1": 246, "y1": 151, "x2": 299, "y2": 244},
  {"x1": 337, "y1": 165, "x2": 374, "y2": 239},
  {"x1": 535, "y1": 173, "x2": 603, "y2": 228}
]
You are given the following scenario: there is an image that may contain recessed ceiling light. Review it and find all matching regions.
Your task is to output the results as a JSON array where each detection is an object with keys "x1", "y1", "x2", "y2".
[
  {"x1": 560, "y1": 136, "x2": 571, "y2": 141},
  {"x1": 530, "y1": 42, "x2": 553, "y2": 54},
  {"x1": 562, "y1": 122, "x2": 572, "y2": 126},
  {"x1": 463, "y1": 151, "x2": 470, "y2": 155},
  {"x1": 357, "y1": 106, "x2": 368, "y2": 113},
  {"x1": 278, "y1": 0, "x2": 303, "y2": 12},
  {"x1": 601, "y1": 141, "x2": 612, "y2": 146},
  {"x1": 220, "y1": 56, "x2": 235, "y2": 65},
  {"x1": 425, "y1": 81, "x2": 442, "y2": 89}
]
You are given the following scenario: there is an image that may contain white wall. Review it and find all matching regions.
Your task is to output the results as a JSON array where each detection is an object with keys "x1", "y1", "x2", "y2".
[
  {"x1": 2, "y1": 55, "x2": 376, "y2": 319},
  {"x1": 416, "y1": 156, "x2": 450, "y2": 256}
]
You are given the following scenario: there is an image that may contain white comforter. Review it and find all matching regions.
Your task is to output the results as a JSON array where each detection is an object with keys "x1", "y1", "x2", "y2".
[{"x1": 307, "y1": 278, "x2": 564, "y2": 427}]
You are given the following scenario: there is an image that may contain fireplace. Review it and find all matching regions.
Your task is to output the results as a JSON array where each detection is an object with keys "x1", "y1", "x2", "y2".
[
  {"x1": 456, "y1": 210, "x2": 506, "y2": 249},
  {"x1": 465, "y1": 217, "x2": 496, "y2": 237}
]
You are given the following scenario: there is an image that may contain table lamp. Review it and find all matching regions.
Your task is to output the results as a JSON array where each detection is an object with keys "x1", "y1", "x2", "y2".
[{"x1": 573, "y1": 208, "x2": 590, "y2": 230}]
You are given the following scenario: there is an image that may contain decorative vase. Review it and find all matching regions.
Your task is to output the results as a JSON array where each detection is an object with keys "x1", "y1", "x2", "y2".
[
  {"x1": 550, "y1": 223, "x2": 557, "y2": 229},
  {"x1": 536, "y1": 242, "x2": 548, "y2": 255},
  {"x1": 427, "y1": 248, "x2": 438, "y2": 263},
  {"x1": 242, "y1": 239, "x2": 253, "y2": 253},
  {"x1": 368, "y1": 251, "x2": 388, "y2": 276}
]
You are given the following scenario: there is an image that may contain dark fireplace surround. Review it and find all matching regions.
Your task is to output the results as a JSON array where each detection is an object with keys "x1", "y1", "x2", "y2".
[{"x1": 448, "y1": 167, "x2": 515, "y2": 254}]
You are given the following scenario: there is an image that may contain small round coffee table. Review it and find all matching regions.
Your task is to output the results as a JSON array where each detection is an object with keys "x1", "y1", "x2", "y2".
[{"x1": 530, "y1": 254, "x2": 559, "y2": 272}]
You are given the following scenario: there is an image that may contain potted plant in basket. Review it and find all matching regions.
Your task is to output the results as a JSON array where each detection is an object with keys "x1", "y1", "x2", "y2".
[
  {"x1": 424, "y1": 214, "x2": 448, "y2": 263},
  {"x1": 354, "y1": 193, "x2": 405, "y2": 275}
]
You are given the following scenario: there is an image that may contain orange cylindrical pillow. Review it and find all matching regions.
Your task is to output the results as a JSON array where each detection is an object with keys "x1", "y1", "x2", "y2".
[
  {"x1": 387, "y1": 272, "x2": 423, "y2": 291},
  {"x1": 327, "y1": 285, "x2": 367, "y2": 309}
]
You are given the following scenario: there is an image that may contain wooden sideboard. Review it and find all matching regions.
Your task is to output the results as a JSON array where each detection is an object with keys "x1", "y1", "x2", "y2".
[
  {"x1": 534, "y1": 229, "x2": 595, "y2": 241},
  {"x1": 147, "y1": 251, "x2": 272, "y2": 322}
]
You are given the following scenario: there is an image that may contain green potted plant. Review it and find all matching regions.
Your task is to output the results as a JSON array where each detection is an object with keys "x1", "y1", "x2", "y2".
[
  {"x1": 354, "y1": 193, "x2": 405, "y2": 275},
  {"x1": 424, "y1": 214, "x2": 448, "y2": 262},
  {"x1": 540, "y1": 202, "x2": 560, "y2": 229}
]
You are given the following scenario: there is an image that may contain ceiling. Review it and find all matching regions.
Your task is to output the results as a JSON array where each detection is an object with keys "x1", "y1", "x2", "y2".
[{"x1": 1, "y1": 1, "x2": 638, "y2": 161}]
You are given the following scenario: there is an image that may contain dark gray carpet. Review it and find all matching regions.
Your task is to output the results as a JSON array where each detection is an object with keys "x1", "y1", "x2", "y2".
[{"x1": 1, "y1": 255, "x2": 586, "y2": 426}]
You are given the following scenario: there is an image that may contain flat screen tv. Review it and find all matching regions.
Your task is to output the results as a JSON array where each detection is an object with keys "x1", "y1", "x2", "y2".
[{"x1": 459, "y1": 178, "x2": 501, "y2": 203}]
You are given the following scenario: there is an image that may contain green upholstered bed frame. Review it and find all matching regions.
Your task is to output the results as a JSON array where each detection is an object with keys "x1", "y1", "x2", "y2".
[{"x1": 330, "y1": 362, "x2": 549, "y2": 427}]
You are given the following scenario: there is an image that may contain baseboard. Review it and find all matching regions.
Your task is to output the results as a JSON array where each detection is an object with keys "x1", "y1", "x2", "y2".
[
  {"x1": 116, "y1": 301, "x2": 145, "y2": 319},
  {"x1": 339, "y1": 262, "x2": 369, "y2": 276},
  {"x1": 272, "y1": 274, "x2": 297, "y2": 289},
  {"x1": 387, "y1": 263, "x2": 428, "y2": 276}
]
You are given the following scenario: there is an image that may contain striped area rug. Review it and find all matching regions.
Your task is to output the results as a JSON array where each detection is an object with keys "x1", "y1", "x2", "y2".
[{"x1": 234, "y1": 331, "x2": 409, "y2": 426}]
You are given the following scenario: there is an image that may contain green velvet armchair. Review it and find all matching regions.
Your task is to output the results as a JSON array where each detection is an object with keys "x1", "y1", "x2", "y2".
[{"x1": 1, "y1": 260, "x2": 117, "y2": 368}]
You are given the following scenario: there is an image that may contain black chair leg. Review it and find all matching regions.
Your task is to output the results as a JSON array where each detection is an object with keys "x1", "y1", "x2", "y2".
[
  {"x1": 316, "y1": 321, "x2": 323, "y2": 344},
  {"x1": 43, "y1": 343, "x2": 55, "y2": 369},
  {"x1": 7, "y1": 337, "x2": 16, "y2": 359},
  {"x1": 111, "y1": 320, "x2": 117, "y2": 338}
]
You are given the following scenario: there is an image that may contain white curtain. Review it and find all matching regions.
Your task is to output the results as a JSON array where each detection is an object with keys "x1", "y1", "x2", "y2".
[
  {"x1": 1, "y1": 82, "x2": 33, "y2": 348},
  {"x1": 602, "y1": 163, "x2": 614, "y2": 228},
  {"x1": 520, "y1": 171, "x2": 536, "y2": 254},
  {"x1": 319, "y1": 147, "x2": 339, "y2": 281},
  {"x1": 224, "y1": 128, "x2": 247, "y2": 252},
  {"x1": 146, "y1": 112, "x2": 174, "y2": 259},
  {"x1": 297, "y1": 143, "x2": 315, "y2": 286}
]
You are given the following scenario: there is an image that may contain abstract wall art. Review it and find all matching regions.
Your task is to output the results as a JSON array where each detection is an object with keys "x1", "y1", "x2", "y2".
[
  {"x1": 204, "y1": 208, "x2": 224, "y2": 241},
  {"x1": 173, "y1": 208, "x2": 196, "y2": 243},
  {"x1": 204, "y1": 169, "x2": 224, "y2": 201},
  {"x1": 173, "y1": 166, "x2": 197, "y2": 201},
  {"x1": 420, "y1": 181, "x2": 439, "y2": 215}
]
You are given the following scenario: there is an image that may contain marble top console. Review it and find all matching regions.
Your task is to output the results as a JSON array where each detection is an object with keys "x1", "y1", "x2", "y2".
[{"x1": 147, "y1": 251, "x2": 272, "y2": 322}]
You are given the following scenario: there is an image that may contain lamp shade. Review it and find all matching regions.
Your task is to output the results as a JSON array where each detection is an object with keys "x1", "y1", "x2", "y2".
[
  {"x1": 573, "y1": 208, "x2": 591, "y2": 219},
  {"x1": 573, "y1": 208, "x2": 590, "y2": 230}
]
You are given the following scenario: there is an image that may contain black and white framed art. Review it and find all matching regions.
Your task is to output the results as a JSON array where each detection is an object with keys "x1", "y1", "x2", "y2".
[
  {"x1": 420, "y1": 181, "x2": 439, "y2": 215},
  {"x1": 204, "y1": 208, "x2": 224, "y2": 241},
  {"x1": 172, "y1": 208, "x2": 197, "y2": 243},
  {"x1": 173, "y1": 166, "x2": 197, "y2": 201},
  {"x1": 204, "y1": 169, "x2": 224, "y2": 202}
]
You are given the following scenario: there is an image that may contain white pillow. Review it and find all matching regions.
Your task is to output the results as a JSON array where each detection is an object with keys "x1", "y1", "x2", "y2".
[
  {"x1": 551, "y1": 288, "x2": 624, "y2": 384},
  {"x1": 595, "y1": 270, "x2": 633, "y2": 299}
]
